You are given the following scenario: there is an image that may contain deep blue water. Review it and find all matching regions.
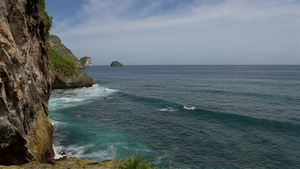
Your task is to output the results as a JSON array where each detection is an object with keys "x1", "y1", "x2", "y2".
[{"x1": 49, "y1": 65, "x2": 300, "y2": 168}]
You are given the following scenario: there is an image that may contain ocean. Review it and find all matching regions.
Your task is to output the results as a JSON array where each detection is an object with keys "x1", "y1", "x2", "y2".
[{"x1": 49, "y1": 65, "x2": 300, "y2": 168}]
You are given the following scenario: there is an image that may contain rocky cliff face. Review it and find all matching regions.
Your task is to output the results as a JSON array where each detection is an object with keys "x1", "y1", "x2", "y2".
[
  {"x1": 52, "y1": 72, "x2": 95, "y2": 89},
  {"x1": 0, "y1": 0, "x2": 54, "y2": 165}
]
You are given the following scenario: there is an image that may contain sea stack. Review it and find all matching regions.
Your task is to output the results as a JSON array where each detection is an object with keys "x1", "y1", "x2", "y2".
[
  {"x1": 80, "y1": 56, "x2": 93, "y2": 67},
  {"x1": 0, "y1": 0, "x2": 54, "y2": 164},
  {"x1": 110, "y1": 61, "x2": 123, "y2": 67}
]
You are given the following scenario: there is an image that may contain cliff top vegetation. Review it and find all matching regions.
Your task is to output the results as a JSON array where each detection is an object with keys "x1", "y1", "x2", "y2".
[
  {"x1": 38, "y1": 0, "x2": 52, "y2": 33},
  {"x1": 49, "y1": 35, "x2": 84, "y2": 68},
  {"x1": 49, "y1": 46, "x2": 80, "y2": 77}
]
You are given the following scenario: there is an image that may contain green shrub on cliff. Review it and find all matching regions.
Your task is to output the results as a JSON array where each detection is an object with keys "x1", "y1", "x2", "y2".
[
  {"x1": 118, "y1": 152, "x2": 156, "y2": 169},
  {"x1": 37, "y1": 0, "x2": 52, "y2": 33},
  {"x1": 49, "y1": 46, "x2": 80, "y2": 77},
  {"x1": 50, "y1": 35, "x2": 84, "y2": 68}
]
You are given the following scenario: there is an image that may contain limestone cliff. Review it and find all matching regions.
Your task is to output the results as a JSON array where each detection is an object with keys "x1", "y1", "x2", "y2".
[
  {"x1": 80, "y1": 56, "x2": 93, "y2": 67},
  {"x1": 0, "y1": 0, "x2": 54, "y2": 165}
]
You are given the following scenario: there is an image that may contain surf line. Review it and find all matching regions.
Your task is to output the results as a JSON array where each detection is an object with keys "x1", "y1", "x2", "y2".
[{"x1": 183, "y1": 106, "x2": 196, "y2": 110}]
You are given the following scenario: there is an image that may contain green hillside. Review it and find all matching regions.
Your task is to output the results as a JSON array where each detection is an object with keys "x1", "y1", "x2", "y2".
[
  {"x1": 49, "y1": 46, "x2": 80, "y2": 77},
  {"x1": 49, "y1": 35, "x2": 84, "y2": 68}
]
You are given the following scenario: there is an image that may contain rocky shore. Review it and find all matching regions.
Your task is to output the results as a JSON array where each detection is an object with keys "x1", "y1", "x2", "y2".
[
  {"x1": 52, "y1": 71, "x2": 95, "y2": 89},
  {"x1": 0, "y1": 0, "x2": 95, "y2": 167}
]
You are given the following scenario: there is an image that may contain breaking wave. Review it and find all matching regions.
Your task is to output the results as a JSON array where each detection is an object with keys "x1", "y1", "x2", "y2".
[{"x1": 49, "y1": 84, "x2": 118, "y2": 111}]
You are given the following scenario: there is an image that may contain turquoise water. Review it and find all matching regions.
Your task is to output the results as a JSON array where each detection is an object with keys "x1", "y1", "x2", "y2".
[{"x1": 49, "y1": 65, "x2": 300, "y2": 168}]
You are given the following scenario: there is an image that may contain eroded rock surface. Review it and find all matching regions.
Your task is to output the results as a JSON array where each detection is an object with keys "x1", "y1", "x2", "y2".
[
  {"x1": 0, "y1": 0, "x2": 54, "y2": 165},
  {"x1": 52, "y1": 72, "x2": 95, "y2": 89}
]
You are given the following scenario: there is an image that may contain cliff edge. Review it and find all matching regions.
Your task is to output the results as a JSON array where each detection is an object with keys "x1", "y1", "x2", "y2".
[{"x1": 0, "y1": 0, "x2": 54, "y2": 165}]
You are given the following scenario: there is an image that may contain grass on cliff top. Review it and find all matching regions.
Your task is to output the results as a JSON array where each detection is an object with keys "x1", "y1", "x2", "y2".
[
  {"x1": 118, "y1": 151, "x2": 174, "y2": 169},
  {"x1": 49, "y1": 46, "x2": 80, "y2": 77},
  {"x1": 118, "y1": 152, "x2": 156, "y2": 169},
  {"x1": 38, "y1": 0, "x2": 52, "y2": 33},
  {"x1": 49, "y1": 35, "x2": 83, "y2": 67}
]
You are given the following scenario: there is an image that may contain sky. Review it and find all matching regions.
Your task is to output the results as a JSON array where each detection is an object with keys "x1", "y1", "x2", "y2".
[{"x1": 46, "y1": 0, "x2": 300, "y2": 65}]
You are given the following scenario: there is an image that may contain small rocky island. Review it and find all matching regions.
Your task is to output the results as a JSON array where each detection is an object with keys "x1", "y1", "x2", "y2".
[
  {"x1": 80, "y1": 56, "x2": 93, "y2": 67},
  {"x1": 110, "y1": 61, "x2": 123, "y2": 67}
]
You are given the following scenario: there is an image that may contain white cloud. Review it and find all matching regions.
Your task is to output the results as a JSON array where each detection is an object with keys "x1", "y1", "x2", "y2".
[{"x1": 51, "y1": 0, "x2": 300, "y2": 65}]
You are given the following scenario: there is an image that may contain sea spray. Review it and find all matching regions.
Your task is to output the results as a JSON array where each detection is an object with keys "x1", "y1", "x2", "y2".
[{"x1": 49, "y1": 84, "x2": 118, "y2": 110}]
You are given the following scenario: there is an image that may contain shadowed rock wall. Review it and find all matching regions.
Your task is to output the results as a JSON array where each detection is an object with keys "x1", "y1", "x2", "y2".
[{"x1": 0, "y1": 0, "x2": 54, "y2": 165}]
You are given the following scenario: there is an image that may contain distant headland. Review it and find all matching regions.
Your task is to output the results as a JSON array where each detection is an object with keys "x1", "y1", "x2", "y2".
[{"x1": 49, "y1": 35, "x2": 95, "y2": 89}]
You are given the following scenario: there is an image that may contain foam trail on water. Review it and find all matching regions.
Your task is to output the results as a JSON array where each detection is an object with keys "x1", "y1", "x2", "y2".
[
  {"x1": 183, "y1": 106, "x2": 196, "y2": 110},
  {"x1": 49, "y1": 119, "x2": 66, "y2": 129},
  {"x1": 53, "y1": 143, "x2": 117, "y2": 160},
  {"x1": 49, "y1": 84, "x2": 118, "y2": 111},
  {"x1": 49, "y1": 84, "x2": 119, "y2": 159},
  {"x1": 156, "y1": 106, "x2": 178, "y2": 112}
]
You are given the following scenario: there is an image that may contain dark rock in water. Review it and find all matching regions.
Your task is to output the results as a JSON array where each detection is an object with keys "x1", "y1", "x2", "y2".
[
  {"x1": 52, "y1": 72, "x2": 95, "y2": 89},
  {"x1": 0, "y1": 0, "x2": 54, "y2": 165},
  {"x1": 110, "y1": 61, "x2": 123, "y2": 67}
]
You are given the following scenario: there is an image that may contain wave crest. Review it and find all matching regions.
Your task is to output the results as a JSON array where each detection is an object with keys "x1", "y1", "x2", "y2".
[
  {"x1": 156, "y1": 107, "x2": 178, "y2": 112},
  {"x1": 183, "y1": 106, "x2": 196, "y2": 110},
  {"x1": 49, "y1": 84, "x2": 118, "y2": 111}
]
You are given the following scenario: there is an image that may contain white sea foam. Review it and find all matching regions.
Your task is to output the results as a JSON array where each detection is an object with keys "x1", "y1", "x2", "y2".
[
  {"x1": 53, "y1": 145, "x2": 66, "y2": 159},
  {"x1": 49, "y1": 119, "x2": 66, "y2": 128},
  {"x1": 183, "y1": 106, "x2": 196, "y2": 110},
  {"x1": 53, "y1": 143, "x2": 117, "y2": 160},
  {"x1": 49, "y1": 84, "x2": 118, "y2": 111},
  {"x1": 156, "y1": 107, "x2": 178, "y2": 112}
]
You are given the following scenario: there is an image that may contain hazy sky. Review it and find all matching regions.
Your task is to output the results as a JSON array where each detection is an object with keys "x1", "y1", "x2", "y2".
[{"x1": 46, "y1": 0, "x2": 300, "y2": 65}]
